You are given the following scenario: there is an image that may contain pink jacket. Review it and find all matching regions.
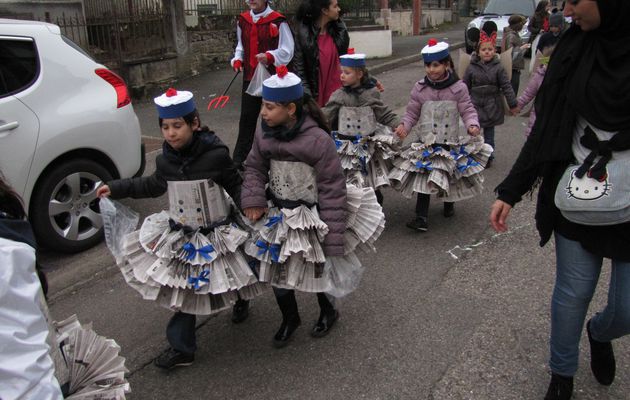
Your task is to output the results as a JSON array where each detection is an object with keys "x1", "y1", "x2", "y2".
[
  {"x1": 401, "y1": 79, "x2": 479, "y2": 134},
  {"x1": 241, "y1": 116, "x2": 347, "y2": 256},
  {"x1": 517, "y1": 64, "x2": 546, "y2": 136}
]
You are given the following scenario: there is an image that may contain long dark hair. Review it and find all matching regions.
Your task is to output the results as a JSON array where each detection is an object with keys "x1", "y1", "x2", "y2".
[
  {"x1": 535, "y1": 0, "x2": 549, "y2": 15},
  {"x1": 0, "y1": 173, "x2": 26, "y2": 219},
  {"x1": 280, "y1": 94, "x2": 331, "y2": 133},
  {"x1": 296, "y1": 0, "x2": 332, "y2": 24}
]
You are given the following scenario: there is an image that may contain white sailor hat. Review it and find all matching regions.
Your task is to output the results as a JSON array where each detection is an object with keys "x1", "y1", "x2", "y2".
[
  {"x1": 421, "y1": 38, "x2": 450, "y2": 63},
  {"x1": 154, "y1": 88, "x2": 196, "y2": 119},
  {"x1": 340, "y1": 48, "x2": 366, "y2": 67},
  {"x1": 262, "y1": 65, "x2": 304, "y2": 102}
]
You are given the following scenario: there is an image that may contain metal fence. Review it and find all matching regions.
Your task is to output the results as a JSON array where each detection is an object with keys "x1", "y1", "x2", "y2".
[
  {"x1": 80, "y1": 0, "x2": 174, "y2": 71},
  {"x1": 184, "y1": 0, "x2": 302, "y2": 16}
]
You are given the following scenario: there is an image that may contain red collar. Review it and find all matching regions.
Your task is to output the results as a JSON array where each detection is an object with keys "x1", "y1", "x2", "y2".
[{"x1": 240, "y1": 10, "x2": 284, "y2": 25}]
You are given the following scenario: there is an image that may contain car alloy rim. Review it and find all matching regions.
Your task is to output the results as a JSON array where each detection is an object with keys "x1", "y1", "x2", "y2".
[{"x1": 48, "y1": 172, "x2": 104, "y2": 241}]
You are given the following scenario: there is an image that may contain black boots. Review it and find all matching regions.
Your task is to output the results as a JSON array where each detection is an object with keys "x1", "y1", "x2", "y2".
[
  {"x1": 311, "y1": 293, "x2": 338, "y2": 338},
  {"x1": 587, "y1": 319, "x2": 616, "y2": 386},
  {"x1": 273, "y1": 290, "x2": 301, "y2": 348},
  {"x1": 443, "y1": 202, "x2": 455, "y2": 218},
  {"x1": 231, "y1": 298, "x2": 250, "y2": 324},
  {"x1": 544, "y1": 373, "x2": 573, "y2": 400}
]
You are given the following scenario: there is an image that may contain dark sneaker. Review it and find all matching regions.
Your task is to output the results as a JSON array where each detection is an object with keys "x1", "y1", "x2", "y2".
[
  {"x1": 587, "y1": 319, "x2": 616, "y2": 386},
  {"x1": 272, "y1": 316, "x2": 301, "y2": 349},
  {"x1": 231, "y1": 299, "x2": 250, "y2": 324},
  {"x1": 154, "y1": 348, "x2": 194, "y2": 370},
  {"x1": 406, "y1": 216, "x2": 428, "y2": 232},
  {"x1": 311, "y1": 310, "x2": 339, "y2": 338},
  {"x1": 544, "y1": 373, "x2": 573, "y2": 400}
]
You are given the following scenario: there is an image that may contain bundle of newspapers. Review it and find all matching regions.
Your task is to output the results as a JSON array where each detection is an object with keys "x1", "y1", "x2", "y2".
[{"x1": 53, "y1": 315, "x2": 130, "y2": 399}]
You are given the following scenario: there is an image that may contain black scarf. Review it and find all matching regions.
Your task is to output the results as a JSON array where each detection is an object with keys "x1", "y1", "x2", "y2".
[
  {"x1": 424, "y1": 71, "x2": 458, "y2": 90},
  {"x1": 526, "y1": 0, "x2": 630, "y2": 169},
  {"x1": 262, "y1": 113, "x2": 306, "y2": 141}
]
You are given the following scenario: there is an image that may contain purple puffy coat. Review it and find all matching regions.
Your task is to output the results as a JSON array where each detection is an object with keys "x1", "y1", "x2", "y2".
[
  {"x1": 400, "y1": 79, "x2": 479, "y2": 134},
  {"x1": 517, "y1": 64, "x2": 546, "y2": 136},
  {"x1": 241, "y1": 115, "x2": 347, "y2": 256}
]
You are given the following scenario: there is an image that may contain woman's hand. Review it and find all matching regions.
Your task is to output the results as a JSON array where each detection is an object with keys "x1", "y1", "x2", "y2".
[
  {"x1": 96, "y1": 185, "x2": 111, "y2": 198},
  {"x1": 468, "y1": 126, "x2": 481, "y2": 136},
  {"x1": 255, "y1": 53, "x2": 268, "y2": 65},
  {"x1": 490, "y1": 200, "x2": 513, "y2": 233},
  {"x1": 244, "y1": 207, "x2": 267, "y2": 222},
  {"x1": 394, "y1": 124, "x2": 408, "y2": 139},
  {"x1": 520, "y1": 43, "x2": 531, "y2": 50}
]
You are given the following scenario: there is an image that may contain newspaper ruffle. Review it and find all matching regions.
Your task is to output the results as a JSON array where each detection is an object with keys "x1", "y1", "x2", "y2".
[
  {"x1": 389, "y1": 134, "x2": 492, "y2": 201},
  {"x1": 53, "y1": 315, "x2": 130, "y2": 399},
  {"x1": 332, "y1": 125, "x2": 400, "y2": 189},
  {"x1": 245, "y1": 184, "x2": 384, "y2": 296},
  {"x1": 118, "y1": 212, "x2": 264, "y2": 315}
]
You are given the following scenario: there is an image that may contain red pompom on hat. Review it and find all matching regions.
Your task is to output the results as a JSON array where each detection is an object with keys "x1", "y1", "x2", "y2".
[
  {"x1": 165, "y1": 88, "x2": 178, "y2": 97},
  {"x1": 276, "y1": 65, "x2": 289, "y2": 78},
  {"x1": 427, "y1": 38, "x2": 438, "y2": 47},
  {"x1": 347, "y1": 48, "x2": 355, "y2": 55}
]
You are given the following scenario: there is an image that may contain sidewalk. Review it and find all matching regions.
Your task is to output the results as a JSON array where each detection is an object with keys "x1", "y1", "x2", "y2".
[{"x1": 137, "y1": 20, "x2": 470, "y2": 147}]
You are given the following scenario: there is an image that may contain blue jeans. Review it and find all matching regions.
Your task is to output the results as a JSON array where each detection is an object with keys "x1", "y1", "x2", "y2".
[
  {"x1": 550, "y1": 233, "x2": 630, "y2": 376},
  {"x1": 483, "y1": 126, "x2": 495, "y2": 159}
]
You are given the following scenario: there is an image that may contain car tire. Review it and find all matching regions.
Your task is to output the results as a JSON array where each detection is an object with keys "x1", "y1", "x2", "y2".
[{"x1": 30, "y1": 159, "x2": 113, "y2": 253}]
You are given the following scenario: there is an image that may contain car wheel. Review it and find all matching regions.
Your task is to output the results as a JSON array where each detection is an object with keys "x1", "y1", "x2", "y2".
[{"x1": 30, "y1": 159, "x2": 112, "y2": 253}]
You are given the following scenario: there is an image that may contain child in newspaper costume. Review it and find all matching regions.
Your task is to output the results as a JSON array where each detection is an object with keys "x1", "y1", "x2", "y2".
[
  {"x1": 322, "y1": 48, "x2": 400, "y2": 202},
  {"x1": 241, "y1": 66, "x2": 385, "y2": 347},
  {"x1": 391, "y1": 39, "x2": 487, "y2": 232},
  {"x1": 97, "y1": 88, "x2": 263, "y2": 370}
]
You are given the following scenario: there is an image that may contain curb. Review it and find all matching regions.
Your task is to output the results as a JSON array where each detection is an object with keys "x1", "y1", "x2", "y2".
[{"x1": 370, "y1": 41, "x2": 465, "y2": 76}]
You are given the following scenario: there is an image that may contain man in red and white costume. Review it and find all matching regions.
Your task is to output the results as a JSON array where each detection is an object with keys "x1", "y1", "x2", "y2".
[{"x1": 231, "y1": 0, "x2": 294, "y2": 169}]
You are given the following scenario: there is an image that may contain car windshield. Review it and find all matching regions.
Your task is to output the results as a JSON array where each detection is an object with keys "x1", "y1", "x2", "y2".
[{"x1": 482, "y1": 0, "x2": 534, "y2": 16}]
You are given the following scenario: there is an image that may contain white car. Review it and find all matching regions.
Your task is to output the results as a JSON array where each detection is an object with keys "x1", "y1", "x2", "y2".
[
  {"x1": 0, "y1": 19, "x2": 145, "y2": 253},
  {"x1": 465, "y1": 0, "x2": 537, "y2": 53}
]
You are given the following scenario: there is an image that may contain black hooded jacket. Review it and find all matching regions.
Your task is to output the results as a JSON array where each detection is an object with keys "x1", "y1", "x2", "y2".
[
  {"x1": 496, "y1": 0, "x2": 630, "y2": 261},
  {"x1": 108, "y1": 128, "x2": 242, "y2": 206},
  {"x1": 293, "y1": 19, "x2": 350, "y2": 99}
]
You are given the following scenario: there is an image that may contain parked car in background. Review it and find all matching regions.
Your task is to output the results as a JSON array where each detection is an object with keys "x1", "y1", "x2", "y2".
[
  {"x1": 465, "y1": 0, "x2": 538, "y2": 53},
  {"x1": 0, "y1": 19, "x2": 145, "y2": 253}
]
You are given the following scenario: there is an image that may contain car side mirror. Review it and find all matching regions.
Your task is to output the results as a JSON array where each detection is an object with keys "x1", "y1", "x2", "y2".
[{"x1": 473, "y1": 9, "x2": 481, "y2": 16}]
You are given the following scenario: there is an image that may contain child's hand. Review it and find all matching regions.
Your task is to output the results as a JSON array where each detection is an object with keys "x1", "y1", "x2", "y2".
[
  {"x1": 394, "y1": 124, "x2": 408, "y2": 139},
  {"x1": 96, "y1": 185, "x2": 111, "y2": 198},
  {"x1": 244, "y1": 207, "x2": 267, "y2": 222},
  {"x1": 468, "y1": 126, "x2": 481, "y2": 136},
  {"x1": 510, "y1": 107, "x2": 519, "y2": 116},
  {"x1": 375, "y1": 80, "x2": 385, "y2": 92}
]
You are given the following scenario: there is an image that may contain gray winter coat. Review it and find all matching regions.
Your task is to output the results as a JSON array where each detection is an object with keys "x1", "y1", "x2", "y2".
[
  {"x1": 463, "y1": 54, "x2": 517, "y2": 128},
  {"x1": 322, "y1": 84, "x2": 399, "y2": 130}
]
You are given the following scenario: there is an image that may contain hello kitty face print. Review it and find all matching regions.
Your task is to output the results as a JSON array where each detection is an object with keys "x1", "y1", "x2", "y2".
[
  {"x1": 338, "y1": 106, "x2": 377, "y2": 137},
  {"x1": 565, "y1": 168, "x2": 612, "y2": 201}
]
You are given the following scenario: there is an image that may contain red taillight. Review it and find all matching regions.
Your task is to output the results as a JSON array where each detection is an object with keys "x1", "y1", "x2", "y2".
[{"x1": 95, "y1": 68, "x2": 131, "y2": 108}]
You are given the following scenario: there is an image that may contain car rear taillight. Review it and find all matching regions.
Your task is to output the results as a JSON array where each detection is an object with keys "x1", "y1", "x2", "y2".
[{"x1": 95, "y1": 68, "x2": 131, "y2": 108}]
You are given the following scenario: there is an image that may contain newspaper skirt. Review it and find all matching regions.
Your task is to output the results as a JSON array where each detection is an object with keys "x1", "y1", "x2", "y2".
[
  {"x1": 332, "y1": 129, "x2": 400, "y2": 189},
  {"x1": 389, "y1": 136, "x2": 493, "y2": 201},
  {"x1": 119, "y1": 211, "x2": 264, "y2": 315},
  {"x1": 245, "y1": 184, "x2": 385, "y2": 297}
]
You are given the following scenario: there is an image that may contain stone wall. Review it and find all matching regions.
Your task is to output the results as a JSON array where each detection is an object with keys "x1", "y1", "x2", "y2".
[
  {"x1": 187, "y1": 28, "x2": 236, "y2": 75},
  {"x1": 377, "y1": 8, "x2": 453, "y2": 36}
]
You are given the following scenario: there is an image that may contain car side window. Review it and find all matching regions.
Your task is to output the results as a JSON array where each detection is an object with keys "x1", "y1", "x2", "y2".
[{"x1": 0, "y1": 37, "x2": 39, "y2": 97}]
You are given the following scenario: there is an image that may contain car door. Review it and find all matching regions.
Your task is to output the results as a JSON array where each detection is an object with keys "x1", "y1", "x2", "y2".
[{"x1": 0, "y1": 35, "x2": 40, "y2": 196}]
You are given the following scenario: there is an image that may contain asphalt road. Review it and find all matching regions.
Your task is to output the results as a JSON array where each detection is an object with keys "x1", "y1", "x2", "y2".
[{"x1": 42, "y1": 59, "x2": 629, "y2": 399}]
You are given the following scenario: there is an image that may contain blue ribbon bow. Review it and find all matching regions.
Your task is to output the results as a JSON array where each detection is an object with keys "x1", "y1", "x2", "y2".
[
  {"x1": 264, "y1": 214, "x2": 283, "y2": 227},
  {"x1": 457, "y1": 157, "x2": 480, "y2": 173},
  {"x1": 182, "y1": 242, "x2": 215, "y2": 261},
  {"x1": 450, "y1": 145, "x2": 469, "y2": 160},
  {"x1": 255, "y1": 240, "x2": 281, "y2": 262},
  {"x1": 334, "y1": 138, "x2": 343, "y2": 149},
  {"x1": 415, "y1": 161, "x2": 433, "y2": 171},
  {"x1": 351, "y1": 134, "x2": 363, "y2": 144},
  {"x1": 188, "y1": 270, "x2": 210, "y2": 290}
]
